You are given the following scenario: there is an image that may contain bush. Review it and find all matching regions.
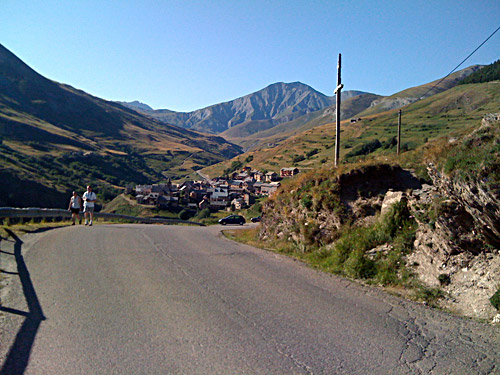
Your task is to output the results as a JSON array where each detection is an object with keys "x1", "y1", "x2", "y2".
[
  {"x1": 292, "y1": 155, "x2": 306, "y2": 164},
  {"x1": 344, "y1": 249, "x2": 376, "y2": 279},
  {"x1": 178, "y1": 209, "x2": 193, "y2": 221},
  {"x1": 438, "y1": 274, "x2": 451, "y2": 286},
  {"x1": 414, "y1": 287, "x2": 444, "y2": 306},
  {"x1": 345, "y1": 139, "x2": 382, "y2": 159},
  {"x1": 301, "y1": 195, "x2": 313, "y2": 209},
  {"x1": 306, "y1": 149, "x2": 319, "y2": 158},
  {"x1": 490, "y1": 288, "x2": 500, "y2": 310},
  {"x1": 382, "y1": 137, "x2": 397, "y2": 149}
]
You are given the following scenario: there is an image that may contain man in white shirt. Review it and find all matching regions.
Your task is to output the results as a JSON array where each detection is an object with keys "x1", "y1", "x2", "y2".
[{"x1": 82, "y1": 185, "x2": 97, "y2": 226}]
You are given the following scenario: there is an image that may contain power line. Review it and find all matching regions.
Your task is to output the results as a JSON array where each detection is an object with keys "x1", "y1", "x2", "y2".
[{"x1": 419, "y1": 24, "x2": 500, "y2": 100}]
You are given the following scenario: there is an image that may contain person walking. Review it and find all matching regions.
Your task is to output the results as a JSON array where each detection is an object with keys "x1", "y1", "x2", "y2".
[
  {"x1": 82, "y1": 185, "x2": 97, "y2": 226},
  {"x1": 68, "y1": 191, "x2": 82, "y2": 225}
]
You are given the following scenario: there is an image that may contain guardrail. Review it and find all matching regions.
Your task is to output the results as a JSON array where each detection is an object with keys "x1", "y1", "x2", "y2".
[{"x1": 0, "y1": 208, "x2": 205, "y2": 226}]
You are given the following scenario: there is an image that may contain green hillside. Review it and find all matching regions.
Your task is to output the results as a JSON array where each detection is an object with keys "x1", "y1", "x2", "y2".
[{"x1": 0, "y1": 44, "x2": 241, "y2": 207}]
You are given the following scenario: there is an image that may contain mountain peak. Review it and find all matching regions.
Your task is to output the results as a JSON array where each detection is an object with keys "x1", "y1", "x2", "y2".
[{"x1": 118, "y1": 100, "x2": 154, "y2": 112}]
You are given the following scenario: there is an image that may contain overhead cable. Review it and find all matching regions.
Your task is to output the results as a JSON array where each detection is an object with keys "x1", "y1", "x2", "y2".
[{"x1": 419, "y1": 24, "x2": 500, "y2": 100}]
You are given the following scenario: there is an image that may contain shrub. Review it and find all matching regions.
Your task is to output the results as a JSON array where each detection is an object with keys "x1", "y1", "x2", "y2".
[
  {"x1": 379, "y1": 200, "x2": 412, "y2": 238},
  {"x1": 292, "y1": 155, "x2": 306, "y2": 164},
  {"x1": 301, "y1": 195, "x2": 313, "y2": 209},
  {"x1": 306, "y1": 149, "x2": 319, "y2": 158},
  {"x1": 414, "y1": 285, "x2": 444, "y2": 307},
  {"x1": 490, "y1": 288, "x2": 500, "y2": 310},
  {"x1": 438, "y1": 274, "x2": 451, "y2": 286},
  {"x1": 178, "y1": 209, "x2": 193, "y2": 221},
  {"x1": 345, "y1": 139, "x2": 382, "y2": 159},
  {"x1": 344, "y1": 249, "x2": 376, "y2": 279},
  {"x1": 382, "y1": 137, "x2": 397, "y2": 149}
]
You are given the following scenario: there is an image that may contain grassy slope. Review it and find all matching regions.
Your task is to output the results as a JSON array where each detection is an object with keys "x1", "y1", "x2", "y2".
[{"x1": 357, "y1": 66, "x2": 482, "y2": 117}]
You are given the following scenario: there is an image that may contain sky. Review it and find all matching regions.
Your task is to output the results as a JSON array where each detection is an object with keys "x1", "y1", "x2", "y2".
[{"x1": 2, "y1": 1, "x2": 500, "y2": 112}]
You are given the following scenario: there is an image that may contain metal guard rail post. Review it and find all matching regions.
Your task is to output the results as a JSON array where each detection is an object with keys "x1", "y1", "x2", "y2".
[{"x1": 0, "y1": 208, "x2": 205, "y2": 226}]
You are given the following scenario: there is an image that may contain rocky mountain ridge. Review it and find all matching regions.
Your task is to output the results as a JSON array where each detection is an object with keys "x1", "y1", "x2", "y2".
[{"x1": 121, "y1": 83, "x2": 367, "y2": 134}]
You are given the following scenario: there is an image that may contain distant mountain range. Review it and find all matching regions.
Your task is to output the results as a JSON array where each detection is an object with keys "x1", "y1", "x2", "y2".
[
  {"x1": 121, "y1": 66, "x2": 482, "y2": 151},
  {"x1": 120, "y1": 83, "x2": 367, "y2": 135}
]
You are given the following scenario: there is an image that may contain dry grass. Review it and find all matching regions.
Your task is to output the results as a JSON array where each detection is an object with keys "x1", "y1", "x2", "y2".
[{"x1": 222, "y1": 227, "x2": 261, "y2": 248}]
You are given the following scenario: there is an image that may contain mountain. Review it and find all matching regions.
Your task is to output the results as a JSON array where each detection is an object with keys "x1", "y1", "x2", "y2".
[
  {"x1": 0, "y1": 43, "x2": 242, "y2": 207},
  {"x1": 121, "y1": 83, "x2": 367, "y2": 135},
  {"x1": 118, "y1": 100, "x2": 153, "y2": 111},
  {"x1": 221, "y1": 92, "x2": 382, "y2": 151}
]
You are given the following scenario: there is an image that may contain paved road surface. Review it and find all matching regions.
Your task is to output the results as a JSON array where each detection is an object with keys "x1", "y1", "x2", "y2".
[{"x1": 0, "y1": 224, "x2": 499, "y2": 374}]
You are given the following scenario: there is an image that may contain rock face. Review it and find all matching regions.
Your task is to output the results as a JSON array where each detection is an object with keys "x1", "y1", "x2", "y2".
[{"x1": 407, "y1": 176, "x2": 500, "y2": 320}]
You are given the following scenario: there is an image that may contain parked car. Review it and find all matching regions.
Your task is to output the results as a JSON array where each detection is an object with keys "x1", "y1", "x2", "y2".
[
  {"x1": 250, "y1": 216, "x2": 261, "y2": 223},
  {"x1": 219, "y1": 214, "x2": 246, "y2": 225}
]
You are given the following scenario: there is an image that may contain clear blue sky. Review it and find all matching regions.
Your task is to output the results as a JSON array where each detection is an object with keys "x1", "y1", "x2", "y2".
[{"x1": 2, "y1": 1, "x2": 499, "y2": 112}]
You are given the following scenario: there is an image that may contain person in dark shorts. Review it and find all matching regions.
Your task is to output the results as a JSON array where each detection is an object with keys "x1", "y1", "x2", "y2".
[{"x1": 68, "y1": 191, "x2": 82, "y2": 225}]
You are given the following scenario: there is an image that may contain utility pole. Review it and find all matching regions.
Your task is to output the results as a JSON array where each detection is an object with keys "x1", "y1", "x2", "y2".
[
  {"x1": 334, "y1": 53, "x2": 343, "y2": 167},
  {"x1": 397, "y1": 109, "x2": 402, "y2": 156}
]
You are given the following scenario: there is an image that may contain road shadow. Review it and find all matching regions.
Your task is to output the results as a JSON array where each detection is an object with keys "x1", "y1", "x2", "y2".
[{"x1": 0, "y1": 229, "x2": 46, "y2": 375}]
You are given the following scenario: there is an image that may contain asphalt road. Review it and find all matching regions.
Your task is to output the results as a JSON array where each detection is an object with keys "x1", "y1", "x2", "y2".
[{"x1": 0, "y1": 224, "x2": 499, "y2": 374}]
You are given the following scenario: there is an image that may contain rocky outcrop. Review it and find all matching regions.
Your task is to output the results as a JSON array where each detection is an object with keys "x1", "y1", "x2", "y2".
[{"x1": 404, "y1": 114, "x2": 500, "y2": 321}]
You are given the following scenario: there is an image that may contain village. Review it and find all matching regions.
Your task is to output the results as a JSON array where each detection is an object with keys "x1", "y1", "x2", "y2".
[{"x1": 127, "y1": 167, "x2": 300, "y2": 212}]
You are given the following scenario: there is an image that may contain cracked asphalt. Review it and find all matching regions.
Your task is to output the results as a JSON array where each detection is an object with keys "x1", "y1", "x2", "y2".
[{"x1": 0, "y1": 224, "x2": 499, "y2": 374}]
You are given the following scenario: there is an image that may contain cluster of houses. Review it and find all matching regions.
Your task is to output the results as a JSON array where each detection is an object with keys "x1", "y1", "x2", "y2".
[{"x1": 128, "y1": 167, "x2": 300, "y2": 211}]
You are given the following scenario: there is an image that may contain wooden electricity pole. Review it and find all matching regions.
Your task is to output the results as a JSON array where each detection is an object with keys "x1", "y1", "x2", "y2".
[
  {"x1": 397, "y1": 109, "x2": 402, "y2": 155},
  {"x1": 334, "y1": 53, "x2": 343, "y2": 167}
]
